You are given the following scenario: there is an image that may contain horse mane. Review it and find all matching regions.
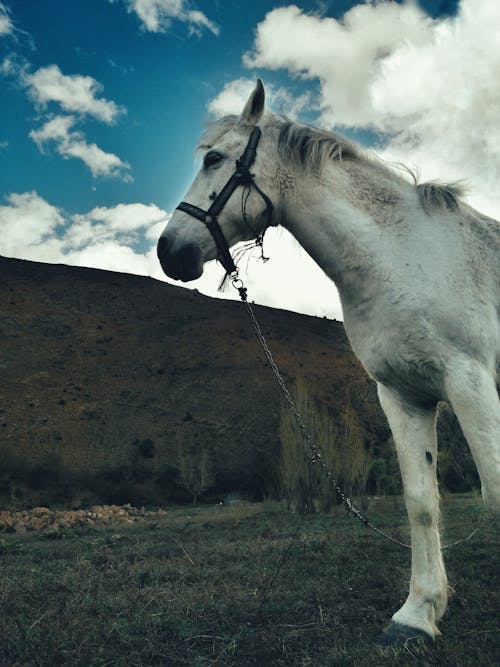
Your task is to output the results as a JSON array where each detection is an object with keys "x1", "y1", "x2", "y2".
[
  {"x1": 416, "y1": 182, "x2": 465, "y2": 214},
  {"x1": 198, "y1": 113, "x2": 357, "y2": 165},
  {"x1": 273, "y1": 118, "x2": 464, "y2": 213},
  {"x1": 273, "y1": 118, "x2": 359, "y2": 169},
  {"x1": 200, "y1": 113, "x2": 464, "y2": 214}
]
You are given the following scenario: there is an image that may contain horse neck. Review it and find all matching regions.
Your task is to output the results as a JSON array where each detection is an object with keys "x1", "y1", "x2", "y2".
[{"x1": 280, "y1": 158, "x2": 411, "y2": 305}]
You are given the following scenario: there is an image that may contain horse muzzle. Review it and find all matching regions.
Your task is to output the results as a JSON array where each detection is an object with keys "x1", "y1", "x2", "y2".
[{"x1": 157, "y1": 235, "x2": 204, "y2": 282}]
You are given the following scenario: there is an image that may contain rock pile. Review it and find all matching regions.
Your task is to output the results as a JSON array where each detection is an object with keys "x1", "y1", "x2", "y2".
[{"x1": 0, "y1": 504, "x2": 167, "y2": 533}]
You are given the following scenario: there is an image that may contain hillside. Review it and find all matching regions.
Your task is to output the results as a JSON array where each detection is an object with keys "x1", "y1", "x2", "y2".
[{"x1": 0, "y1": 256, "x2": 391, "y2": 505}]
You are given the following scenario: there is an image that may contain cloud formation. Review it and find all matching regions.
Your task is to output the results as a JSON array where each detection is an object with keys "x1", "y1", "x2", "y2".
[
  {"x1": 121, "y1": 0, "x2": 219, "y2": 35},
  {"x1": 0, "y1": 2, "x2": 13, "y2": 36},
  {"x1": 30, "y1": 115, "x2": 131, "y2": 180},
  {"x1": 244, "y1": 2, "x2": 434, "y2": 128},
  {"x1": 0, "y1": 192, "x2": 64, "y2": 258},
  {"x1": 0, "y1": 191, "x2": 169, "y2": 276},
  {"x1": 244, "y1": 0, "x2": 500, "y2": 218},
  {"x1": 69, "y1": 202, "x2": 168, "y2": 248},
  {"x1": 24, "y1": 65, "x2": 124, "y2": 123},
  {"x1": 1, "y1": 58, "x2": 131, "y2": 180},
  {"x1": 208, "y1": 77, "x2": 313, "y2": 119},
  {"x1": 369, "y1": 0, "x2": 500, "y2": 216}
]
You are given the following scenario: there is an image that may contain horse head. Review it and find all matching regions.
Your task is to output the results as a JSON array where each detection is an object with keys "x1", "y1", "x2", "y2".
[{"x1": 157, "y1": 79, "x2": 278, "y2": 282}]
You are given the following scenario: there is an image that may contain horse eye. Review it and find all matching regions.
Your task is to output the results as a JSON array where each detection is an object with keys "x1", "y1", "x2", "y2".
[{"x1": 204, "y1": 151, "x2": 223, "y2": 169}]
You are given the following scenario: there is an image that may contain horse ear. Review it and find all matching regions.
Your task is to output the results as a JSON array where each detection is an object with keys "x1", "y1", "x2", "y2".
[{"x1": 239, "y1": 79, "x2": 265, "y2": 126}]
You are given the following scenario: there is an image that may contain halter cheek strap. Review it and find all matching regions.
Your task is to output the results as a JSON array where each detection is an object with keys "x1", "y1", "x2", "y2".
[{"x1": 176, "y1": 126, "x2": 274, "y2": 276}]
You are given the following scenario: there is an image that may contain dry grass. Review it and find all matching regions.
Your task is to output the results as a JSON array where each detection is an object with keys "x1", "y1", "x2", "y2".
[{"x1": 0, "y1": 496, "x2": 498, "y2": 666}]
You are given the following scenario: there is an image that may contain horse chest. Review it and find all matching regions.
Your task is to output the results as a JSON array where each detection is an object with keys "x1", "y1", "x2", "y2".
[{"x1": 343, "y1": 309, "x2": 445, "y2": 408}]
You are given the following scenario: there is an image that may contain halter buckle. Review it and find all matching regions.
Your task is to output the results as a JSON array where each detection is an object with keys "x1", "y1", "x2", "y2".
[{"x1": 230, "y1": 271, "x2": 248, "y2": 302}]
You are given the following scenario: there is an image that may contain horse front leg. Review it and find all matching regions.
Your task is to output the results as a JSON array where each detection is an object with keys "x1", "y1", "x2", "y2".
[
  {"x1": 444, "y1": 357, "x2": 500, "y2": 513},
  {"x1": 377, "y1": 383, "x2": 447, "y2": 643}
]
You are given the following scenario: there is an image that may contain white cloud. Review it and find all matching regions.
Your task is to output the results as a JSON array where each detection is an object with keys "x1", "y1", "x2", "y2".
[
  {"x1": 1, "y1": 59, "x2": 130, "y2": 180},
  {"x1": 0, "y1": 191, "x2": 64, "y2": 258},
  {"x1": 0, "y1": 55, "x2": 30, "y2": 79},
  {"x1": 0, "y1": 58, "x2": 132, "y2": 181},
  {"x1": 244, "y1": 0, "x2": 500, "y2": 220},
  {"x1": 0, "y1": 192, "x2": 170, "y2": 278},
  {"x1": 65, "y1": 241, "x2": 157, "y2": 275},
  {"x1": 24, "y1": 65, "x2": 124, "y2": 123},
  {"x1": 208, "y1": 78, "x2": 254, "y2": 116},
  {"x1": 244, "y1": 2, "x2": 435, "y2": 128},
  {"x1": 69, "y1": 202, "x2": 169, "y2": 247},
  {"x1": 0, "y1": 2, "x2": 13, "y2": 36},
  {"x1": 122, "y1": 0, "x2": 219, "y2": 35},
  {"x1": 369, "y1": 0, "x2": 500, "y2": 218},
  {"x1": 208, "y1": 77, "x2": 313, "y2": 119},
  {"x1": 29, "y1": 115, "x2": 76, "y2": 147},
  {"x1": 62, "y1": 138, "x2": 131, "y2": 180},
  {"x1": 30, "y1": 115, "x2": 131, "y2": 180},
  {"x1": 74, "y1": 201, "x2": 168, "y2": 232}
]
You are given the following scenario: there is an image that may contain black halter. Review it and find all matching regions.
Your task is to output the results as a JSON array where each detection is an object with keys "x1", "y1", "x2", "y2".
[{"x1": 176, "y1": 126, "x2": 274, "y2": 276}]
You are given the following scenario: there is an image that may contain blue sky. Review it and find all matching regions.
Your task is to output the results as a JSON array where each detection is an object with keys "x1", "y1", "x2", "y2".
[
  {"x1": 1, "y1": 1, "x2": 350, "y2": 215},
  {"x1": 2, "y1": 0, "x2": 498, "y2": 319}
]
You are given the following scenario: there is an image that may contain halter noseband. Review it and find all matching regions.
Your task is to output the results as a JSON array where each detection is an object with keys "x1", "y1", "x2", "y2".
[{"x1": 176, "y1": 126, "x2": 274, "y2": 276}]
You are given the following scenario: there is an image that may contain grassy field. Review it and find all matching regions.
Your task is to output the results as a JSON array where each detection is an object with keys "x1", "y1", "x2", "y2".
[{"x1": 0, "y1": 496, "x2": 498, "y2": 666}]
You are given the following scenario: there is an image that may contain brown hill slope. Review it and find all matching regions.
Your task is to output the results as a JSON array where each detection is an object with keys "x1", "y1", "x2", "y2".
[{"x1": 0, "y1": 256, "x2": 388, "y2": 505}]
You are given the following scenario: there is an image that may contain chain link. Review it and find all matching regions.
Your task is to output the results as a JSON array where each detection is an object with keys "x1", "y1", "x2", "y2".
[{"x1": 232, "y1": 273, "x2": 411, "y2": 551}]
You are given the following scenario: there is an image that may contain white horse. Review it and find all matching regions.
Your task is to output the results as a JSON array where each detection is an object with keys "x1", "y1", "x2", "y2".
[{"x1": 157, "y1": 80, "x2": 500, "y2": 643}]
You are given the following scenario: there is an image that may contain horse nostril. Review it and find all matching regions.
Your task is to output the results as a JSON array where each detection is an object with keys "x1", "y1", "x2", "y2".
[
  {"x1": 156, "y1": 236, "x2": 203, "y2": 281},
  {"x1": 157, "y1": 236, "x2": 170, "y2": 261}
]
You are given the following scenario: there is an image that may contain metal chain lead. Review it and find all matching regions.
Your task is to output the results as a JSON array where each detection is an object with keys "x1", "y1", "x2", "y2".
[{"x1": 231, "y1": 272, "x2": 411, "y2": 551}]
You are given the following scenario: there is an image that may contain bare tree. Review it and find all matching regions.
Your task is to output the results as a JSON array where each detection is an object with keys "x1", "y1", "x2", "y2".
[{"x1": 175, "y1": 443, "x2": 213, "y2": 505}]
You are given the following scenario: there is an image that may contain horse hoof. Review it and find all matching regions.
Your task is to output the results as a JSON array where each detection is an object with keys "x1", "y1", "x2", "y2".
[{"x1": 378, "y1": 622, "x2": 432, "y2": 647}]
